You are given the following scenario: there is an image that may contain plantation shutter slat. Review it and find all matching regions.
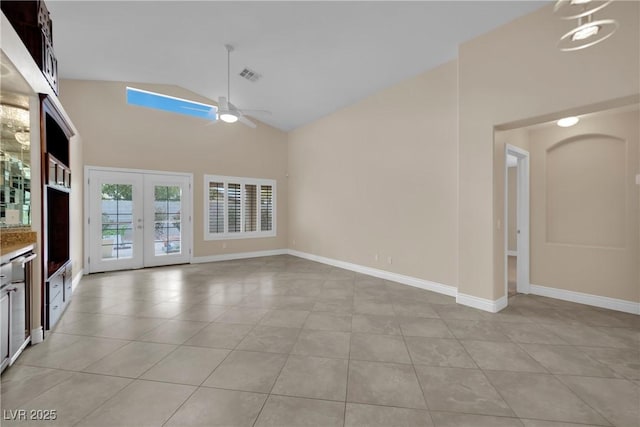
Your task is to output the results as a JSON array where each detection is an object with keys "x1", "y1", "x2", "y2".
[
  {"x1": 228, "y1": 183, "x2": 241, "y2": 233},
  {"x1": 261, "y1": 185, "x2": 273, "y2": 232},
  {"x1": 245, "y1": 184, "x2": 257, "y2": 232},
  {"x1": 208, "y1": 182, "x2": 224, "y2": 233}
]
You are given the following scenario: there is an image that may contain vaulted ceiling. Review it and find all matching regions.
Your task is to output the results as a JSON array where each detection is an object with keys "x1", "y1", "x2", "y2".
[{"x1": 47, "y1": 1, "x2": 546, "y2": 131}]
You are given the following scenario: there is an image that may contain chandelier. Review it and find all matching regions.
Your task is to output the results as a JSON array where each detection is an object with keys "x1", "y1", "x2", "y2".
[{"x1": 555, "y1": 0, "x2": 619, "y2": 51}]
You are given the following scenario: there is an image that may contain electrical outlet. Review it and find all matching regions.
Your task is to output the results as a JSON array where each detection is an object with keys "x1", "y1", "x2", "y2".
[
  {"x1": 292, "y1": 239, "x2": 296, "y2": 246},
  {"x1": 374, "y1": 253, "x2": 379, "y2": 262},
  {"x1": 387, "y1": 256, "x2": 393, "y2": 265},
  {"x1": 222, "y1": 242, "x2": 227, "y2": 249},
  {"x1": 636, "y1": 174, "x2": 640, "y2": 185}
]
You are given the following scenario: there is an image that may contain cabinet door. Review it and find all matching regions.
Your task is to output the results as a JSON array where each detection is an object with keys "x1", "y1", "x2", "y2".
[
  {"x1": 63, "y1": 263, "x2": 72, "y2": 302},
  {"x1": 0, "y1": 292, "x2": 10, "y2": 372},
  {"x1": 9, "y1": 282, "x2": 26, "y2": 359}
]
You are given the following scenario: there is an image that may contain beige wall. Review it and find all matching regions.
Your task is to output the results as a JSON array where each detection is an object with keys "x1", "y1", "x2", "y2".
[
  {"x1": 529, "y1": 109, "x2": 639, "y2": 302},
  {"x1": 460, "y1": 1, "x2": 639, "y2": 300},
  {"x1": 59, "y1": 80, "x2": 288, "y2": 258},
  {"x1": 70, "y1": 133, "x2": 83, "y2": 276},
  {"x1": 288, "y1": 61, "x2": 458, "y2": 286}
]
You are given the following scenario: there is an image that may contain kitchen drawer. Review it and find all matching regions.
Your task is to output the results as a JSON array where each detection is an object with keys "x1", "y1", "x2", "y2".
[
  {"x1": 47, "y1": 272, "x2": 63, "y2": 303},
  {"x1": 48, "y1": 292, "x2": 63, "y2": 329},
  {"x1": 0, "y1": 263, "x2": 11, "y2": 286},
  {"x1": 64, "y1": 274, "x2": 72, "y2": 301}
]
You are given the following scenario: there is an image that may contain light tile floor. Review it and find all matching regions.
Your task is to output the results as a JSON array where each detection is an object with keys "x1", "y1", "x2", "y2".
[{"x1": 1, "y1": 255, "x2": 638, "y2": 427}]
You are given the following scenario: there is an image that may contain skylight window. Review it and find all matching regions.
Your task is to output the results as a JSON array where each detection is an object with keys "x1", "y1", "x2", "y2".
[{"x1": 126, "y1": 87, "x2": 217, "y2": 121}]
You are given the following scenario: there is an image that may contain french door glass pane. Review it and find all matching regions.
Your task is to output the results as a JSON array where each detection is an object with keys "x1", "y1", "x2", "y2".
[
  {"x1": 101, "y1": 184, "x2": 134, "y2": 260},
  {"x1": 154, "y1": 185, "x2": 182, "y2": 256}
]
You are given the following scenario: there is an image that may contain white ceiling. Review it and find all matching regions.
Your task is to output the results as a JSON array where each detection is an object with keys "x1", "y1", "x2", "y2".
[{"x1": 47, "y1": 1, "x2": 545, "y2": 131}]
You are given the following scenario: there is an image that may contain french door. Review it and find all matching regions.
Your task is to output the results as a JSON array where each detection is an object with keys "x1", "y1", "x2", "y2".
[{"x1": 87, "y1": 169, "x2": 192, "y2": 273}]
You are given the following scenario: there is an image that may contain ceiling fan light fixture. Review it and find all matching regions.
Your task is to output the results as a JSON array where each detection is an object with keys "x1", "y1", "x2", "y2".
[
  {"x1": 571, "y1": 23, "x2": 600, "y2": 40},
  {"x1": 219, "y1": 112, "x2": 238, "y2": 123},
  {"x1": 570, "y1": 0, "x2": 592, "y2": 5},
  {"x1": 554, "y1": 0, "x2": 613, "y2": 19}
]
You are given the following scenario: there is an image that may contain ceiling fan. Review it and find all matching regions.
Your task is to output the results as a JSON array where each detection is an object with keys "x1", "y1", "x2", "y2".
[
  {"x1": 214, "y1": 44, "x2": 270, "y2": 128},
  {"x1": 126, "y1": 44, "x2": 268, "y2": 128}
]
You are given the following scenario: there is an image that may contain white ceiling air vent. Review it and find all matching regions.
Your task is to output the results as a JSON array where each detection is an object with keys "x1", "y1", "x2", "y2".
[{"x1": 239, "y1": 67, "x2": 261, "y2": 82}]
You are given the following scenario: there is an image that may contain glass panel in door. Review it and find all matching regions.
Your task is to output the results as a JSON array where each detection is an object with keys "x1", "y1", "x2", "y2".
[
  {"x1": 153, "y1": 185, "x2": 182, "y2": 256},
  {"x1": 101, "y1": 183, "x2": 134, "y2": 260},
  {"x1": 89, "y1": 171, "x2": 144, "y2": 273},
  {"x1": 143, "y1": 175, "x2": 191, "y2": 267}
]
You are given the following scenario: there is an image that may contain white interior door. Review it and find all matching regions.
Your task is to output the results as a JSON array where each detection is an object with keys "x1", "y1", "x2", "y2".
[
  {"x1": 88, "y1": 169, "x2": 192, "y2": 273},
  {"x1": 143, "y1": 174, "x2": 191, "y2": 267},
  {"x1": 89, "y1": 171, "x2": 144, "y2": 273}
]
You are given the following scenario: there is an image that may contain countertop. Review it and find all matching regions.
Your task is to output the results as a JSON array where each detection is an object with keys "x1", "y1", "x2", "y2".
[{"x1": 1, "y1": 243, "x2": 36, "y2": 265}]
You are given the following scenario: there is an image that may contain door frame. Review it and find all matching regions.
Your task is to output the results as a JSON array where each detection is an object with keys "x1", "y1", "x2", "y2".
[
  {"x1": 84, "y1": 166, "x2": 194, "y2": 274},
  {"x1": 504, "y1": 144, "x2": 530, "y2": 298}
]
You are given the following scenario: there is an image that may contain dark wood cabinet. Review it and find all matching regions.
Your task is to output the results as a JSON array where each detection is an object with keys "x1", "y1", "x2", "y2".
[
  {"x1": 1, "y1": 0, "x2": 58, "y2": 94},
  {"x1": 40, "y1": 96, "x2": 73, "y2": 330}
]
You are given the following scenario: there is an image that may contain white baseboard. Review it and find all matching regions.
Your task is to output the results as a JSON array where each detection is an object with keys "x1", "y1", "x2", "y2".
[
  {"x1": 287, "y1": 249, "x2": 457, "y2": 297},
  {"x1": 456, "y1": 293, "x2": 508, "y2": 313},
  {"x1": 530, "y1": 283, "x2": 639, "y2": 315},
  {"x1": 507, "y1": 250, "x2": 517, "y2": 257},
  {"x1": 30, "y1": 326, "x2": 44, "y2": 345},
  {"x1": 72, "y1": 269, "x2": 84, "y2": 292},
  {"x1": 191, "y1": 249, "x2": 288, "y2": 264}
]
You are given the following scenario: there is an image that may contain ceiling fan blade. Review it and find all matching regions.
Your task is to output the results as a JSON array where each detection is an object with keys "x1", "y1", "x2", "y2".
[
  {"x1": 238, "y1": 108, "x2": 272, "y2": 116},
  {"x1": 238, "y1": 115, "x2": 257, "y2": 128}
]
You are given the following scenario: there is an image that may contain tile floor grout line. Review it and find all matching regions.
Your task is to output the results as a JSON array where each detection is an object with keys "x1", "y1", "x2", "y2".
[
  {"x1": 158, "y1": 382, "x2": 201, "y2": 427},
  {"x1": 69, "y1": 376, "x2": 138, "y2": 427},
  {"x1": 250, "y1": 308, "x2": 310, "y2": 427},
  {"x1": 454, "y1": 327, "x2": 528, "y2": 421},
  {"x1": 343, "y1": 301, "x2": 356, "y2": 427},
  {"x1": 551, "y1": 371, "x2": 620, "y2": 427}
]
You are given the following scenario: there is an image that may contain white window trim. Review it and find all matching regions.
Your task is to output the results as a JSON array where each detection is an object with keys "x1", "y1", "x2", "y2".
[{"x1": 204, "y1": 174, "x2": 276, "y2": 241}]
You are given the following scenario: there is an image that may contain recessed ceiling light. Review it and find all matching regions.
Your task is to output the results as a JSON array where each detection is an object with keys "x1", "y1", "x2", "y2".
[{"x1": 557, "y1": 116, "x2": 580, "y2": 127}]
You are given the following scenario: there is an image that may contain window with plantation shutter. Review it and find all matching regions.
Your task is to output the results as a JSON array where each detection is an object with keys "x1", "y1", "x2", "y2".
[
  {"x1": 261, "y1": 185, "x2": 273, "y2": 232},
  {"x1": 204, "y1": 175, "x2": 276, "y2": 240},
  {"x1": 208, "y1": 182, "x2": 224, "y2": 234},
  {"x1": 228, "y1": 183, "x2": 241, "y2": 233},
  {"x1": 245, "y1": 184, "x2": 257, "y2": 232}
]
